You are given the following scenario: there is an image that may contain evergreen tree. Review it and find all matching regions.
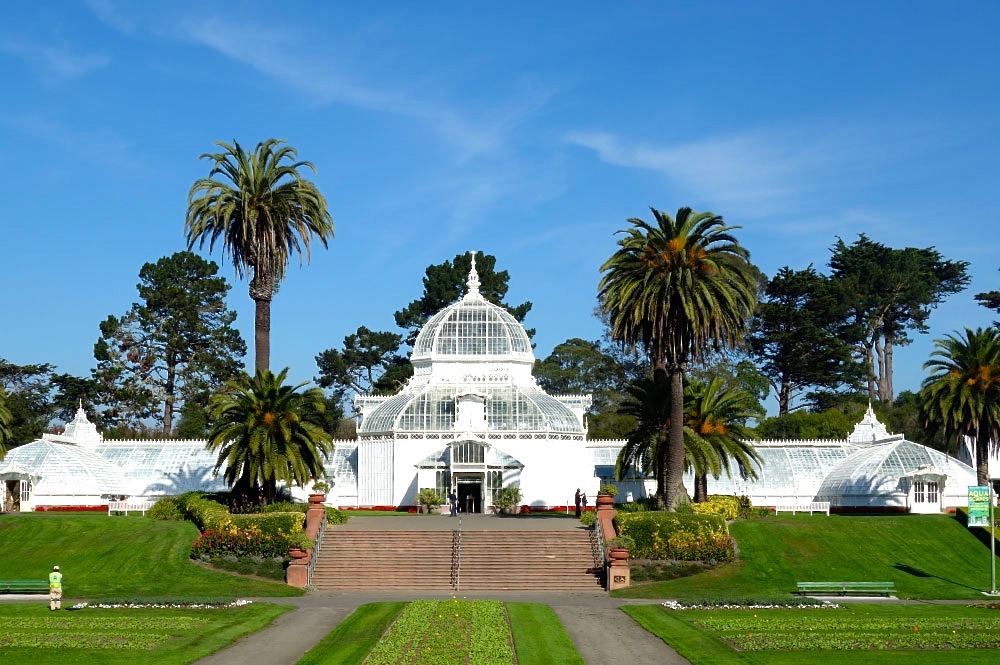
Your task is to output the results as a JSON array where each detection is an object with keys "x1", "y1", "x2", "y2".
[{"x1": 94, "y1": 252, "x2": 246, "y2": 436}]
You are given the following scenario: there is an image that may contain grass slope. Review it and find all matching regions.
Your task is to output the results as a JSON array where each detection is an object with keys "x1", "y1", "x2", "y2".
[
  {"x1": 617, "y1": 514, "x2": 1000, "y2": 599},
  {"x1": 0, "y1": 514, "x2": 301, "y2": 599}
]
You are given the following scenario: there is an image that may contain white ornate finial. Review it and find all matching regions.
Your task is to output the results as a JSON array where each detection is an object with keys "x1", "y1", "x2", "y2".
[{"x1": 465, "y1": 250, "x2": 481, "y2": 298}]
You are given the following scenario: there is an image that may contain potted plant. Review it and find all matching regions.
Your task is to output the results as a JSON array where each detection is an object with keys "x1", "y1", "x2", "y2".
[
  {"x1": 309, "y1": 480, "x2": 330, "y2": 504},
  {"x1": 415, "y1": 488, "x2": 444, "y2": 514},
  {"x1": 286, "y1": 531, "x2": 314, "y2": 559},
  {"x1": 597, "y1": 484, "x2": 618, "y2": 508},
  {"x1": 605, "y1": 535, "x2": 634, "y2": 560},
  {"x1": 492, "y1": 486, "x2": 523, "y2": 515}
]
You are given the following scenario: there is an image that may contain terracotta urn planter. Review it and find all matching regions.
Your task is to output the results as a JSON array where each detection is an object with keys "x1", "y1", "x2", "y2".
[
  {"x1": 308, "y1": 493, "x2": 326, "y2": 505},
  {"x1": 288, "y1": 547, "x2": 309, "y2": 560},
  {"x1": 608, "y1": 548, "x2": 629, "y2": 561},
  {"x1": 596, "y1": 493, "x2": 615, "y2": 509}
]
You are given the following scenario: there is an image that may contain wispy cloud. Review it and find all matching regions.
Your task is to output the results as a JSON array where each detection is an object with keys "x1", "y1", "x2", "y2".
[
  {"x1": 0, "y1": 39, "x2": 109, "y2": 79},
  {"x1": 176, "y1": 16, "x2": 547, "y2": 162},
  {"x1": 564, "y1": 127, "x2": 886, "y2": 220},
  {"x1": 85, "y1": 0, "x2": 136, "y2": 34}
]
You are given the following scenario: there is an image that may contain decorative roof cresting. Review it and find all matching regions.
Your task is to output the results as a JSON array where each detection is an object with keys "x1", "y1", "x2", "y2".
[{"x1": 846, "y1": 403, "x2": 896, "y2": 445}]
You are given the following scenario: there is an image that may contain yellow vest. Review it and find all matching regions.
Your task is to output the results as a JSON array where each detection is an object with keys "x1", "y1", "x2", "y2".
[{"x1": 49, "y1": 572, "x2": 62, "y2": 589}]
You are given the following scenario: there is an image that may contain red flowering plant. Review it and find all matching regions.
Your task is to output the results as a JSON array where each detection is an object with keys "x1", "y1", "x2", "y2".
[{"x1": 191, "y1": 525, "x2": 293, "y2": 559}]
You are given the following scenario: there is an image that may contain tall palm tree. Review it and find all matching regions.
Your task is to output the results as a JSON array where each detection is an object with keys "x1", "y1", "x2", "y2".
[
  {"x1": 614, "y1": 376, "x2": 760, "y2": 502},
  {"x1": 600, "y1": 207, "x2": 758, "y2": 509},
  {"x1": 683, "y1": 378, "x2": 760, "y2": 502},
  {"x1": 206, "y1": 368, "x2": 334, "y2": 505},
  {"x1": 186, "y1": 139, "x2": 334, "y2": 373},
  {"x1": 920, "y1": 327, "x2": 1000, "y2": 486},
  {"x1": 0, "y1": 386, "x2": 12, "y2": 460}
]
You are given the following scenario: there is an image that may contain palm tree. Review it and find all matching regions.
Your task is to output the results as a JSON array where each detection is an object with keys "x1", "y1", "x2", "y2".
[
  {"x1": 600, "y1": 207, "x2": 758, "y2": 509},
  {"x1": 186, "y1": 139, "x2": 334, "y2": 373},
  {"x1": 614, "y1": 376, "x2": 760, "y2": 502},
  {"x1": 683, "y1": 378, "x2": 760, "y2": 502},
  {"x1": 206, "y1": 368, "x2": 334, "y2": 505},
  {"x1": 0, "y1": 386, "x2": 12, "y2": 459},
  {"x1": 920, "y1": 327, "x2": 1000, "y2": 486}
]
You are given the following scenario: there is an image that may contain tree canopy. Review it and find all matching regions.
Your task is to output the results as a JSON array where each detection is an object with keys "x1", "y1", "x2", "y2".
[
  {"x1": 599, "y1": 206, "x2": 758, "y2": 510},
  {"x1": 747, "y1": 265, "x2": 862, "y2": 414},
  {"x1": 829, "y1": 234, "x2": 969, "y2": 404},
  {"x1": 186, "y1": 138, "x2": 334, "y2": 373},
  {"x1": 207, "y1": 368, "x2": 334, "y2": 505},
  {"x1": 93, "y1": 252, "x2": 246, "y2": 436}
]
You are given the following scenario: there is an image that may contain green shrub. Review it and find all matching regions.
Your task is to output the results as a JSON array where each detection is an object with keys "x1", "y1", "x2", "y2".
[
  {"x1": 493, "y1": 486, "x2": 523, "y2": 514},
  {"x1": 326, "y1": 506, "x2": 348, "y2": 524},
  {"x1": 598, "y1": 484, "x2": 618, "y2": 496},
  {"x1": 606, "y1": 535, "x2": 635, "y2": 551},
  {"x1": 416, "y1": 488, "x2": 445, "y2": 507},
  {"x1": 614, "y1": 511, "x2": 735, "y2": 563},
  {"x1": 147, "y1": 496, "x2": 182, "y2": 521},
  {"x1": 616, "y1": 502, "x2": 646, "y2": 513},
  {"x1": 230, "y1": 512, "x2": 305, "y2": 537},
  {"x1": 691, "y1": 495, "x2": 740, "y2": 521},
  {"x1": 580, "y1": 511, "x2": 595, "y2": 527},
  {"x1": 286, "y1": 531, "x2": 314, "y2": 550},
  {"x1": 177, "y1": 493, "x2": 233, "y2": 531}
]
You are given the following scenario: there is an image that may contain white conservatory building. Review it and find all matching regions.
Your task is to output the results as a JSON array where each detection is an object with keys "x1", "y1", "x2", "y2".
[{"x1": 0, "y1": 255, "x2": 984, "y2": 515}]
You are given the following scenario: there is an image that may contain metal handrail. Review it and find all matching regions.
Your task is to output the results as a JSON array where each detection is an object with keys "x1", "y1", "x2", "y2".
[
  {"x1": 451, "y1": 517, "x2": 463, "y2": 593},
  {"x1": 306, "y1": 510, "x2": 327, "y2": 587},
  {"x1": 593, "y1": 513, "x2": 607, "y2": 590}
]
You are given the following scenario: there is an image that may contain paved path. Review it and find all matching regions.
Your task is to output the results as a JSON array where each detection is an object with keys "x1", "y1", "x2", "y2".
[{"x1": 192, "y1": 590, "x2": 690, "y2": 665}]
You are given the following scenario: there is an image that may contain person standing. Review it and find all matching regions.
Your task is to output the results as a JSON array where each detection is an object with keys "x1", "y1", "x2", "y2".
[
  {"x1": 449, "y1": 489, "x2": 458, "y2": 517},
  {"x1": 48, "y1": 565, "x2": 62, "y2": 611},
  {"x1": 581, "y1": 493, "x2": 588, "y2": 513},
  {"x1": 574, "y1": 488, "x2": 582, "y2": 518}
]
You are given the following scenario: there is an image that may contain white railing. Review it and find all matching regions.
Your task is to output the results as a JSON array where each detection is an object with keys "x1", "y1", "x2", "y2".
[
  {"x1": 107, "y1": 500, "x2": 155, "y2": 516},
  {"x1": 773, "y1": 501, "x2": 831, "y2": 516}
]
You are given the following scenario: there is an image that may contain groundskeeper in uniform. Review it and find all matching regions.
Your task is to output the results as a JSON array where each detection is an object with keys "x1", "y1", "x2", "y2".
[{"x1": 48, "y1": 565, "x2": 62, "y2": 611}]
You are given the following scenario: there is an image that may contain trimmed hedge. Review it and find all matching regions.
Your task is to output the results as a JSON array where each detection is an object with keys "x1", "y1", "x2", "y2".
[
  {"x1": 691, "y1": 495, "x2": 740, "y2": 521},
  {"x1": 614, "y1": 511, "x2": 735, "y2": 563},
  {"x1": 230, "y1": 512, "x2": 305, "y2": 536}
]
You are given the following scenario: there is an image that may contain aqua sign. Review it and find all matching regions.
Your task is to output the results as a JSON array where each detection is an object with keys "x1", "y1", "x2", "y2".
[{"x1": 969, "y1": 485, "x2": 990, "y2": 527}]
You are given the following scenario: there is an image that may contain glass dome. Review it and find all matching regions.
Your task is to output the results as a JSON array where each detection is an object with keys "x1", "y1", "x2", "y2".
[
  {"x1": 411, "y1": 296, "x2": 533, "y2": 362},
  {"x1": 0, "y1": 440, "x2": 126, "y2": 496},
  {"x1": 816, "y1": 439, "x2": 976, "y2": 505},
  {"x1": 411, "y1": 253, "x2": 533, "y2": 364}
]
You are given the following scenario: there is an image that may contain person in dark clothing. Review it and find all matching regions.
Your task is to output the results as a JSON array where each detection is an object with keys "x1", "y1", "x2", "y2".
[{"x1": 574, "y1": 488, "x2": 582, "y2": 517}]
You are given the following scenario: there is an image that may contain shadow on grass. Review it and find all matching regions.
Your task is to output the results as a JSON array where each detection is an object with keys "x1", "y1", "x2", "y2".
[{"x1": 894, "y1": 562, "x2": 981, "y2": 592}]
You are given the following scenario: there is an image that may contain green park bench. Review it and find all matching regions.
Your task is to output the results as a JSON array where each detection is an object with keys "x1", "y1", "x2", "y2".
[
  {"x1": 2, "y1": 579, "x2": 50, "y2": 594},
  {"x1": 796, "y1": 581, "x2": 895, "y2": 596}
]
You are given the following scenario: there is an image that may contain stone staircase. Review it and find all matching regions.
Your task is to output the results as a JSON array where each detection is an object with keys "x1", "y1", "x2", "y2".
[{"x1": 311, "y1": 529, "x2": 602, "y2": 591}]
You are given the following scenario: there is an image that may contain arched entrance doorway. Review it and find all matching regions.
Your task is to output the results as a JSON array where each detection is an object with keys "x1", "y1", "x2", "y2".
[
  {"x1": 415, "y1": 438, "x2": 523, "y2": 514},
  {"x1": 1, "y1": 468, "x2": 33, "y2": 512}
]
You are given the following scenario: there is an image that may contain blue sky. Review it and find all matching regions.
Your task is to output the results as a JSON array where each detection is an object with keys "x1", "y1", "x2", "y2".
[{"x1": 2, "y1": 1, "x2": 999, "y2": 417}]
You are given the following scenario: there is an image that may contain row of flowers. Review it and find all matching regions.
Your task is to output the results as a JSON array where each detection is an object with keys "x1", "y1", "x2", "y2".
[
  {"x1": 615, "y1": 512, "x2": 736, "y2": 562},
  {"x1": 190, "y1": 525, "x2": 310, "y2": 559}
]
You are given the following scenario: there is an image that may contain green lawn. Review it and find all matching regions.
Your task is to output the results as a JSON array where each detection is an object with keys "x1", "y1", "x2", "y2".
[
  {"x1": 0, "y1": 602, "x2": 289, "y2": 665},
  {"x1": 616, "y1": 514, "x2": 1000, "y2": 599},
  {"x1": 624, "y1": 602, "x2": 1000, "y2": 664},
  {"x1": 0, "y1": 513, "x2": 301, "y2": 600}
]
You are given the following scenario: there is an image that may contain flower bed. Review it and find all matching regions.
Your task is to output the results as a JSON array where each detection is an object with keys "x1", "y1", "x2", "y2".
[
  {"x1": 615, "y1": 512, "x2": 735, "y2": 562},
  {"x1": 365, "y1": 599, "x2": 514, "y2": 665},
  {"x1": 34, "y1": 505, "x2": 108, "y2": 512}
]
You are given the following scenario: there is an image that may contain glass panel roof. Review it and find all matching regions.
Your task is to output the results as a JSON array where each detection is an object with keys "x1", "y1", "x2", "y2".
[
  {"x1": 412, "y1": 297, "x2": 532, "y2": 361},
  {"x1": 0, "y1": 440, "x2": 127, "y2": 495}
]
